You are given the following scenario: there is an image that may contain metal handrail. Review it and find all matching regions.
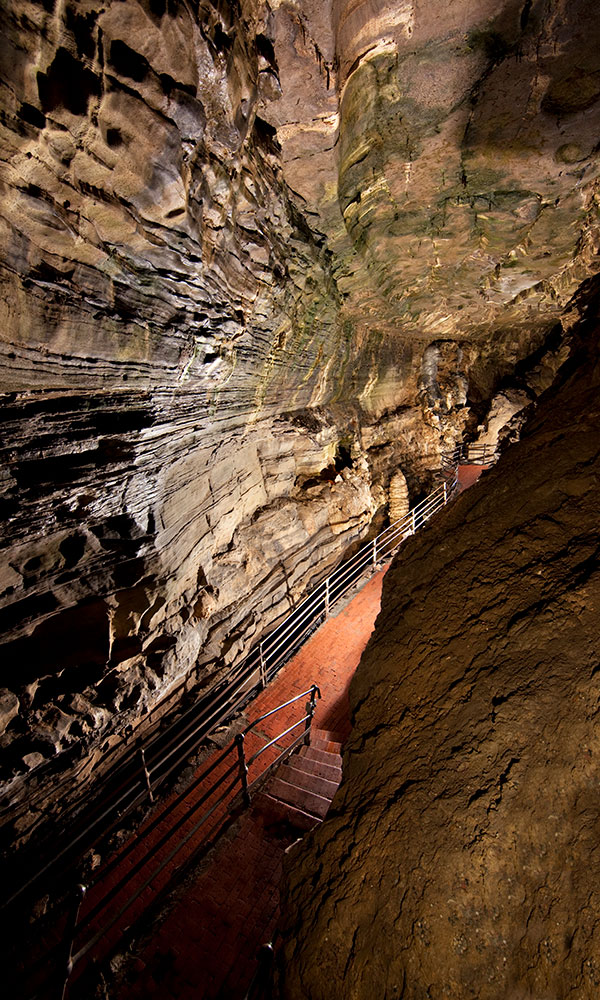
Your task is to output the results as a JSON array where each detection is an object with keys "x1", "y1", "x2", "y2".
[
  {"x1": 3, "y1": 450, "x2": 467, "y2": 914},
  {"x1": 244, "y1": 686, "x2": 321, "y2": 732},
  {"x1": 64, "y1": 684, "x2": 321, "y2": 983},
  {"x1": 13, "y1": 441, "x2": 501, "y2": 996},
  {"x1": 247, "y1": 715, "x2": 312, "y2": 769}
]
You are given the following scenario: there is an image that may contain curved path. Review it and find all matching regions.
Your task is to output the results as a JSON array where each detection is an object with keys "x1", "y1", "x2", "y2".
[
  {"x1": 61, "y1": 461, "x2": 491, "y2": 999},
  {"x1": 106, "y1": 464, "x2": 493, "y2": 999},
  {"x1": 97, "y1": 569, "x2": 388, "y2": 1000}
]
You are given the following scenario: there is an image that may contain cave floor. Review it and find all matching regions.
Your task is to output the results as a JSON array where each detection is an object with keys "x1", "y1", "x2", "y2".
[{"x1": 109, "y1": 566, "x2": 387, "y2": 1000}]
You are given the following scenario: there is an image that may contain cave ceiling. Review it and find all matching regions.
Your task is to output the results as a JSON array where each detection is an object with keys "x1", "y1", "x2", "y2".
[
  {"x1": 0, "y1": 0, "x2": 598, "y2": 405},
  {"x1": 268, "y1": 0, "x2": 600, "y2": 356}
]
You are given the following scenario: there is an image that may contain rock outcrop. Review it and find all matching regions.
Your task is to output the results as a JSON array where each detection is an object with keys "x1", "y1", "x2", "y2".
[
  {"x1": 0, "y1": 0, "x2": 599, "y2": 853},
  {"x1": 278, "y1": 281, "x2": 600, "y2": 998}
]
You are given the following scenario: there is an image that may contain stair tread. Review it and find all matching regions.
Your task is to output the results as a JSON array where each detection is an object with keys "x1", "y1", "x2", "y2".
[
  {"x1": 267, "y1": 776, "x2": 331, "y2": 819},
  {"x1": 311, "y1": 728, "x2": 345, "y2": 743},
  {"x1": 289, "y1": 754, "x2": 342, "y2": 783},
  {"x1": 310, "y1": 736, "x2": 343, "y2": 754},
  {"x1": 253, "y1": 793, "x2": 319, "y2": 832},
  {"x1": 298, "y1": 745, "x2": 341, "y2": 767},
  {"x1": 282, "y1": 763, "x2": 339, "y2": 798}
]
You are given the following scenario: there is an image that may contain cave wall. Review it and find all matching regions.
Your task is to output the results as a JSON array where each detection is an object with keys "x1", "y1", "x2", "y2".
[
  {"x1": 278, "y1": 280, "x2": 600, "y2": 998},
  {"x1": 0, "y1": 0, "x2": 599, "y2": 846}
]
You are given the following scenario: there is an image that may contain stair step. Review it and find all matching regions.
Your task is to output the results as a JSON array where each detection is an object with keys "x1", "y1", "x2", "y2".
[
  {"x1": 298, "y1": 745, "x2": 341, "y2": 767},
  {"x1": 267, "y1": 777, "x2": 331, "y2": 819},
  {"x1": 253, "y1": 792, "x2": 319, "y2": 833},
  {"x1": 311, "y1": 728, "x2": 345, "y2": 744},
  {"x1": 309, "y1": 736, "x2": 343, "y2": 754},
  {"x1": 281, "y1": 763, "x2": 339, "y2": 800},
  {"x1": 289, "y1": 753, "x2": 342, "y2": 783}
]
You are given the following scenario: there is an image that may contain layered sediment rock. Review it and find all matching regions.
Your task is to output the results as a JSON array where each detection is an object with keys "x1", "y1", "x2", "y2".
[
  {"x1": 279, "y1": 283, "x2": 600, "y2": 998},
  {"x1": 1, "y1": 0, "x2": 599, "y2": 850}
]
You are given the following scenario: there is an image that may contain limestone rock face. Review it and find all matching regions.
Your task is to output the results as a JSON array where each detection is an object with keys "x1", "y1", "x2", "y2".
[
  {"x1": 267, "y1": 0, "x2": 600, "y2": 366},
  {"x1": 0, "y1": 0, "x2": 599, "y2": 850},
  {"x1": 279, "y1": 286, "x2": 600, "y2": 998}
]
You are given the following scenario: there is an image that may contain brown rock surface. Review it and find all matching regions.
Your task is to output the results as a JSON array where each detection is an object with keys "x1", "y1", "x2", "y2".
[{"x1": 279, "y1": 287, "x2": 600, "y2": 998}]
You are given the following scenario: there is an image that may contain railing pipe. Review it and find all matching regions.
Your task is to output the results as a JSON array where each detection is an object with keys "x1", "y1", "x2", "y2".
[
  {"x1": 245, "y1": 686, "x2": 321, "y2": 733},
  {"x1": 260, "y1": 586, "x2": 326, "y2": 655},
  {"x1": 150, "y1": 673, "x2": 257, "y2": 778},
  {"x1": 60, "y1": 883, "x2": 86, "y2": 1000},
  {"x1": 139, "y1": 749, "x2": 154, "y2": 806},
  {"x1": 6, "y1": 448, "x2": 469, "y2": 920},
  {"x1": 236, "y1": 733, "x2": 250, "y2": 806},
  {"x1": 259, "y1": 643, "x2": 267, "y2": 689},
  {"x1": 246, "y1": 714, "x2": 311, "y2": 768},
  {"x1": 304, "y1": 684, "x2": 320, "y2": 745}
]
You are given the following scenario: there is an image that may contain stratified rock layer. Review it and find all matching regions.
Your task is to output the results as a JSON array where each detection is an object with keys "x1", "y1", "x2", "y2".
[{"x1": 279, "y1": 287, "x2": 600, "y2": 998}]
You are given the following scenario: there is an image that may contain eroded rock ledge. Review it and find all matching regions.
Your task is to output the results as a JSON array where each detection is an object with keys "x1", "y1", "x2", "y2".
[{"x1": 278, "y1": 281, "x2": 600, "y2": 998}]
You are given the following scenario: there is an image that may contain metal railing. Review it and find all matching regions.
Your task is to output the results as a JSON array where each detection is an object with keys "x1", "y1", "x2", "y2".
[
  {"x1": 59, "y1": 685, "x2": 320, "y2": 998},
  {"x1": 237, "y1": 472, "x2": 459, "y2": 692},
  {"x1": 455, "y1": 441, "x2": 496, "y2": 465},
  {"x1": 4, "y1": 450, "x2": 466, "y2": 915}
]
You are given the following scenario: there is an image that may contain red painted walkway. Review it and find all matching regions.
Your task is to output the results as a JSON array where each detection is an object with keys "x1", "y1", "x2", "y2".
[
  {"x1": 84, "y1": 568, "x2": 387, "y2": 1000},
  {"x1": 457, "y1": 463, "x2": 489, "y2": 492}
]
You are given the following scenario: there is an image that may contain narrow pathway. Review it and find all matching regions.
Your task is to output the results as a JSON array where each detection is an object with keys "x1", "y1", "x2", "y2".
[
  {"x1": 457, "y1": 463, "x2": 489, "y2": 492},
  {"x1": 109, "y1": 568, "x2": 387, "y2": 1000}
]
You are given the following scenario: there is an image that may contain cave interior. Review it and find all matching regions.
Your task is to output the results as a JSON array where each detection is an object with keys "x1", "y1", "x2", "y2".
[{"x1": 1, "y1": 0, "x2": 599, "y2": 997}]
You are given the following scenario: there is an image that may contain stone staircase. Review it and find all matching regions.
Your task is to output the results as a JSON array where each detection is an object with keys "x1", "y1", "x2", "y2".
[{"x1": 256, "y1": 728, "x2": 343, "y2": 831}]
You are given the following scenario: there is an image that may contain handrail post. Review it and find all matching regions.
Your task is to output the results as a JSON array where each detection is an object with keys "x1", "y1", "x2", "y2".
[
  {"x1": 304, "y1": 684, "x2": 319, "y2": 746},
  {"x1": 411, "y1": 510, "x2": 416, "y2": 534},
  {"x1": 236, "y1": 732, "x2": 250, "y2": 806},
  {"x1": 324, "y1": 577, "x2": 330, "y2": 618},
  {"x1": 443, "y1": 481, "x2": 447, "y2": 504},
  {"x1": 139, "y1": 748, "x2": 154, "y2": 805},
  {"x1": 60, "y1": 883, "x2": 87, "y2": 1000},
  {"x1": 259, "y1": 642, "x2": 267, "y2": 689},
  {"x1": 372, "y1": 537, "x2": 377, "y2": 569}
]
